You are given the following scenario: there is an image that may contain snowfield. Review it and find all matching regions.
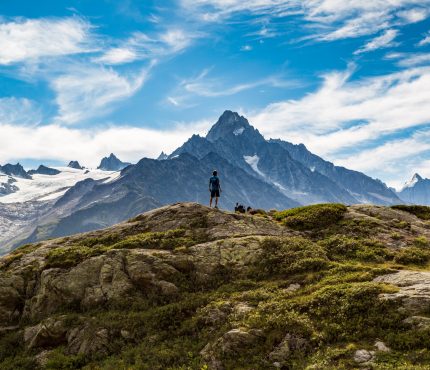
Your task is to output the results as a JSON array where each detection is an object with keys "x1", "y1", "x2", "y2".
[{"x1": 0, "y1": 167, "x2": 119, "y2": 204}]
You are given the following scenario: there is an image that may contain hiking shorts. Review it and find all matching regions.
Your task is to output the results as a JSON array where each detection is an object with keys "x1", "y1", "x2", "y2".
[{"x1": 211, "y1": 189, "x2": 220, "y2": 198}]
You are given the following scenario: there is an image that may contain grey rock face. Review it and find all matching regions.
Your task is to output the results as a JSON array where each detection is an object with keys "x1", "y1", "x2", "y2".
[
  {"x1": 0, "y1": 163, "x2": 31, "y2": 179},
  {"x1": 0, "y1": 176, "x2": 19, "y2": 196},
  {"x1": 97, "y1": 153, "x2": 131, "y2": 171},
  {"x1": 67, "y1": 161, "x2": 83, "y2": 170},
  {"x1": 374, "y1": 270, "x2": 430, "y2": 314},
  {"x1": 28, "y1": 165, "x2": 61, "y2": 176}
]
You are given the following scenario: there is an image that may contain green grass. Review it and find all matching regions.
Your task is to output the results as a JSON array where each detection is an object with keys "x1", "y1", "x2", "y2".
[
  {"x1": 274, "y1": 203, "x2": 347, "y2": 230},
  {"x1": 391, "y1": 205, "x2": 430, "y2": 220},
  {"x1": 4, "y1": 203, "x2": 430, "y2": 369}
]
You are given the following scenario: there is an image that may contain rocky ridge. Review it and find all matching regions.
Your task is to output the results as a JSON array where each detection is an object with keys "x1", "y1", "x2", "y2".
[{"x1": 1, "y1": 202, "x2": 430, "y2": 368}]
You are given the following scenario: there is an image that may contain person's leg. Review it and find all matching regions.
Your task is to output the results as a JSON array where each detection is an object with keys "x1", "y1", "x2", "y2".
[
  {"x1": 215, "y1": 196, "x2": 219, "y2": 207},
  {"x1": 210, "y1": 196, "x2": 213, "y2": 207}
]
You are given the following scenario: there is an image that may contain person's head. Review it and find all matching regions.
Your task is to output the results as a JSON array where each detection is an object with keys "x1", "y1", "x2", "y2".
[{"x1": 213, "y1": 170, "x2": 218, "y2": 176}]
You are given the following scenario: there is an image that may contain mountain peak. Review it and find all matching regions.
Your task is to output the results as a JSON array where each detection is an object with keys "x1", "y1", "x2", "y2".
[
  {"x1": 68, "y1": 161, "x2": 83, "y2": 170},
  {"x1": 0, "y1": 163, "x2": 31, "y2": 179},
  {"x1": 401, "y1": 173, "x2": 423, "y2": 191},
  {"x1": 413, "y1": 173, "x2": 423, "y2": 181},
  {"x1": 157, "y1": 151, "x2": 168, "y2": 161},
  {"x1": 206, "y1": 110, "x2": 263, "y2": 143},
  {"x1": 98, "y1": 154, "x2": 130, "y2": 171}
]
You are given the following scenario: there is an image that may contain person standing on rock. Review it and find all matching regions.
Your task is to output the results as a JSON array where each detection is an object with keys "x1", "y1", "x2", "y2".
[{"x1": 209, "y1": 170, "x2": 222, "y2": 208}]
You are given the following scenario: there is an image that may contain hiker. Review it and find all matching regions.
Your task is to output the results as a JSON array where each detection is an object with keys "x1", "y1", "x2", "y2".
[{"x1": 209, "y1": 170, "x2": 222, "y2": 208}]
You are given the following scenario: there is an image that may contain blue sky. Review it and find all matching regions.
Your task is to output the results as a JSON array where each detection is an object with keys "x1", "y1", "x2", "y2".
[{"x1": 1, "y1": 1, "x2": 430, "y2": 189}]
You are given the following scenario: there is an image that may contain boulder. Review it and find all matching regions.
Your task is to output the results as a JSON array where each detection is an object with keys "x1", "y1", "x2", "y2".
[
  {"x1": 268, "y1": 334, "x2": 309, "y2": 365},
  {"x1": 67, "y1": 325, "x2": 110, "y2": 356},
  {"x1": 24, "y1": 316, "x2": 68, "y2": 349},
  {"x1": 374, "y1": 271, "x2": 430, "y2": 314},
  {"x1": 353, "y1": 349, "x2": 375, "y2": 365}
]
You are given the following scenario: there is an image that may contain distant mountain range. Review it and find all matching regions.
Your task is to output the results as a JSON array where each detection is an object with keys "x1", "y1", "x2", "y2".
[
  {"x1": 0, "y1": 110, "x2": 428, "y2": 253},
  {"x1": 397, "y1": 173, "x2": 430, "y2": 205}
]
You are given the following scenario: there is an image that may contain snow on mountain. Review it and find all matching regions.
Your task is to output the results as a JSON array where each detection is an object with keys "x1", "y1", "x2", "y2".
[
  {"x1": 401, "y1": 173, "x2": 422, "y2": 191},
  {"x1": 0, "y1": 167, "x2": 118, "y2": 204},
  {"x1": 233, "y1": 127, "x2": 245, "y2": 136},
  {"x1": 244, "y1": 155, "x2": 265, "y2": 178}
]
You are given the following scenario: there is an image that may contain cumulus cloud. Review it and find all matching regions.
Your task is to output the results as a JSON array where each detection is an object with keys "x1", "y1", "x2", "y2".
[
  {"x1": 249, "y1": 65, "x2": 430, "y2": 156},
  {"x1": 0, "y1": 119, "x2": 212, "y2": 167},
  {"x1": 0, "y1": 17, "x2": 94, "y2": 65}
]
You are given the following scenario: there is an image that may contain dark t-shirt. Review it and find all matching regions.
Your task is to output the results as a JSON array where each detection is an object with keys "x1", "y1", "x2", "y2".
[{"x1": 209, "y1": 176, "x2": 220, "y2": 190}]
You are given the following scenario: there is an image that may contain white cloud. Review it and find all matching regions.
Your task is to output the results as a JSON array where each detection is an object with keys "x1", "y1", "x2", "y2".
[
  {"x1": 95, "y1": 28, "x2": 200, "y2": 65},
  {"x1": 241, "y1": 45, "x2": 253, "y2": 51},
  {"x1": 0, "y1": 17, "x2": 93, "y2": 65},
  {"x1": 387, "y1": 52, "x2": 430, "y2": 67},
  {"x1": 354, "y1": 29, "x2": 398, "y2": 54},
  {"x1": 168, "y1": 68, "x2": 295, "y2": 105},
  {"x1": 52, "y1": 65, "x2": 152, "y2": 124},
  {"x1": 94, "y1": 47, "x2": 137, "y2": 65},
  {"x1": 0, "y1": 119, "x2": 212, "y2": 167},
  {"x1": 419, "y1": 31, "x2": 430, "y2": 46},
  {"x1": 250, "y1": 65, "x2": 430, "y2": 157},
  {"x1": 183, "y1": 0, "x2": 430, "y2": 42},
  {"x1": 0, "y1": 97, "x2": 42, "y2": 125}
]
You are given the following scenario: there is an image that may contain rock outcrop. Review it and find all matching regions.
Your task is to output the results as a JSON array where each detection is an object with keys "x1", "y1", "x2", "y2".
[{"x1": 0, "y1": 202, "x2": 430, "y2": 368}]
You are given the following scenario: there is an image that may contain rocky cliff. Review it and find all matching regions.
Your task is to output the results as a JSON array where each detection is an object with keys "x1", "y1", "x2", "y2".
[{"x1": 1, "y1": 202, "x2": 430, "y2": 369}]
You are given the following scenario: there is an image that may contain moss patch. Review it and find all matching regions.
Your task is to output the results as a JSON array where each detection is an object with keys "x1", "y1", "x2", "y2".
[
  {"x1": 274, "y1": 203, "x2": 347, "y2": 230},
  {"x1": 391, "y1": 205, "x2": 430, "y2": 220}
]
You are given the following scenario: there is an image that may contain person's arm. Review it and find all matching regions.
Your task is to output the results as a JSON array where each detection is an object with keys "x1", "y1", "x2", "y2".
[
  {"x1": 219, "y1": 180, "x2": 222, "y2": 192},
  {"x1": 209, "y1": 179, "x2": 211, "y2": 192}
]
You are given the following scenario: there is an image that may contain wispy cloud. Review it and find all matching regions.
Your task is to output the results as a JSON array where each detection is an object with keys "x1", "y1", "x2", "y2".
[
  {"x1": 354, "y1": 29, "x2": 398, "y2": 55},
  {"x1": 167, "y1": 68, "x2": 296, "y2": 106},
  {"x1": 183, "y1": 0, "x2": 430, "y2": 43},
  {"x1": 94, "y1": 28, "x2": 201, "y2": 65},
  {"x1": 250, "y1": 64, "x2": 430, "y2": 157},
  {"x1": 0, "y1": 98, "x2": 42, "y2": 125},
  {"x1": 386, "y1": 52, "x2": 430, "y2": 67},
  {"x1": 418, "y1": 31, "x2": 430, "y2": 46},
  {"x1": 51, "y1": 64, "x2": 153, "y2": 124},
  {"x1": 0, "y1": 17, "x2": 94, "y2": 65}
]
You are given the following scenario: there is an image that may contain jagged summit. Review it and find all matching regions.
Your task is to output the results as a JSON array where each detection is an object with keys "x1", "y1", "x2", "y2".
[
  {"x1": 28, "y1": 165, "x2": 61, "y2": 176},
  {"x1": 97, "y1": 153, "x2": 130, "y2": 171},
  {"x1": 206, "y1": 110, "x2": 263, "y2": 143},
  {"x1": 68, "y1": 161, "x2": 83, "y2": 170},
  {"x1": 157, "y1": 151, "x2": 168, "y2": 160},
  {"x1": 0, "y1": 163, "x2": 31, "y2": 179},
  {"x1": 398, "y1": 173, "x2": 430, "y2": 205}
]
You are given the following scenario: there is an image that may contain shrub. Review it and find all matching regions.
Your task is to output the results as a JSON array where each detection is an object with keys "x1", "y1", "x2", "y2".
[
  {"x1": 256, "y1": 237, "x2": 329, "y2": 277},
  {"x1": 319, "y1": 236, "x2": 391, "y2": 263},
  {"x1": 304, "y1": 282, "x2": 402, "y2": 342},
  {"x1": 391, "y1": 205, "x2": 430, "y2": 220},
  {"x1": 394, "y1": 247, "x2": 430, "y2": 266},
  {"x1": 111, "y1": 229, "x2": 194, "y2": 250},
  {"x1": 391, "y1": 232, "x2": 403, "y2": 240},
  {"x1": 46, "y1": 245, "x2": 109, "y2": 269},
  {"x1": 274, "y1": 204, "x2": 347, "y2": 230},
  {"x1": 413, "y1": 236, "x2": 429, "y2": 248}
]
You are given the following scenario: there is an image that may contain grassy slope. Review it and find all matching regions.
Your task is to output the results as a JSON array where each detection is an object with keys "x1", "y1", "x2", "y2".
[{"x1": 1, "y1": 203, "x2": 430, "y2": 369}]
